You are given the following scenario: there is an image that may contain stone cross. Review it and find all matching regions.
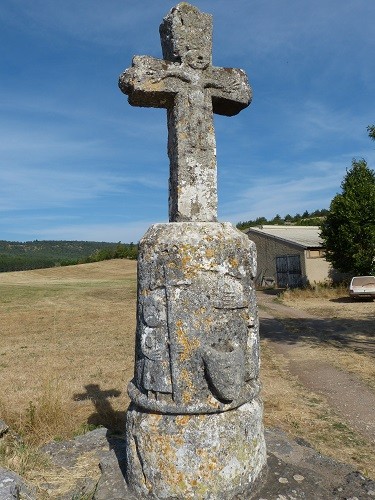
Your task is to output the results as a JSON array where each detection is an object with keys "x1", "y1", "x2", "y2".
[
  {"x1": 119, "y1": 3, "x2": 251, "y2": 222},
  {"x1": 119, "y1": 5, "x2": 266, "y2": 498}
]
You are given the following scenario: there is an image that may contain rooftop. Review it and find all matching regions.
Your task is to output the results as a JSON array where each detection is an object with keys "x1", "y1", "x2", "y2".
[{"x1": 246, "y1": 225, "x2": 323, "y2": 248}]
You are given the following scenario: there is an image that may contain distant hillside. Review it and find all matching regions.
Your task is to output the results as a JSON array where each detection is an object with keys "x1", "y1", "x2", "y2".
[{"x1": 0, "y1": 240, "x2": 137, "y2": 272}]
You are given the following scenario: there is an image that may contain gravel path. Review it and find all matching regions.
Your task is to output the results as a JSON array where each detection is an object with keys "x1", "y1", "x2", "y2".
[{"x1": 257, "y1": 291, "x2": 375, "y2": 444}]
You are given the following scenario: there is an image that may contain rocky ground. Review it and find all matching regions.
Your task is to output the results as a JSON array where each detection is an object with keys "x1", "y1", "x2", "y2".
[{"x1": 1, "y1": 425, "x2": 374, "y2": 499}]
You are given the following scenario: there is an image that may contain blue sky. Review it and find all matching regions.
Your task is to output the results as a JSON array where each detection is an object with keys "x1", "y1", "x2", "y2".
[{"x1": 1, "y1": 0, "x2": 374, "y2": 243}]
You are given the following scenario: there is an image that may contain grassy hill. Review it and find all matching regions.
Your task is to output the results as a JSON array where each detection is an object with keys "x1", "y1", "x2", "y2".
[{"x1": 0, "y1": 240, "x2": 137, "y2": 272}]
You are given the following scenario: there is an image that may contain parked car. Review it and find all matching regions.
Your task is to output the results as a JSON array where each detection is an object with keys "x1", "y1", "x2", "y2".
[{"x1": 349, "y1": 276, "x2": 375, "y2": 299}]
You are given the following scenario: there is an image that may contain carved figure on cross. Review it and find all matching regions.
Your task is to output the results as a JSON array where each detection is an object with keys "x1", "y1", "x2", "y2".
[{"x1": 119, "y1": 3, "x2": 252, "y2": 222}]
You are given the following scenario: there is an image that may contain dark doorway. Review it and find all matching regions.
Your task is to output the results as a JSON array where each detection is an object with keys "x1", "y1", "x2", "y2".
[{"x1": 276, "y1": 254, "x2": 302, "y2": 288}]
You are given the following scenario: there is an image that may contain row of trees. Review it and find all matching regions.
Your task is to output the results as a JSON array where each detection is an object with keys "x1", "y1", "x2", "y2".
[
  {"x1": 236, "y1": 209, "x2": 328, "y2": 231},
  {"x1": 61, "y1": 243, "x2": 138, "y2": 266},
  {"x1": 0, "y1": 254, "x2": 56, "y2": 273}
]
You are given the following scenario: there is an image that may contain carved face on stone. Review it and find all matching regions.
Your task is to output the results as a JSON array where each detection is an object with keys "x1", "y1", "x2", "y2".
[
  {"x1": 140, "y1": 291, "x2": 168, "y2": 362},
  {"x1": 142, "y1": 293, "x2": 166, "y2": 328},
  {"x1": 184, "y1": 49, "x2": 210, "y2": 70}
]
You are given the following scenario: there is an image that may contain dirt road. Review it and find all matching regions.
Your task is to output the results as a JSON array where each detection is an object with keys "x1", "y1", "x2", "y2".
[{"x1": 257, "y1": 290, "x2": 375, "y2": 444}]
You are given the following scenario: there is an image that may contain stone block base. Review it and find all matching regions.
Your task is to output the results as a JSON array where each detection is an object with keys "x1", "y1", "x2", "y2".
[{"x1": 125, "y1": 399, "x2": 266, "y2": 499}]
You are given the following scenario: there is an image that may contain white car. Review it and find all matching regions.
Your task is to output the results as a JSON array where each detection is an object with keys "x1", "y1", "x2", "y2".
[{"x1": 349, "y1": 276, "x2": 375, "y2": 299}]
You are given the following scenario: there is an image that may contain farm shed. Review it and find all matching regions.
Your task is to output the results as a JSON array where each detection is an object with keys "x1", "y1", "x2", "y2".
[{"x1": 246, "y1": 225, "x2": 330, "y2": 288}]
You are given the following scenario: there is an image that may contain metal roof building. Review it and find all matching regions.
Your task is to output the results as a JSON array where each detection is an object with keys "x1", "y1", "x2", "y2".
[{"x1": 245, "y1": 225, "x2": 331, "y2": 287}]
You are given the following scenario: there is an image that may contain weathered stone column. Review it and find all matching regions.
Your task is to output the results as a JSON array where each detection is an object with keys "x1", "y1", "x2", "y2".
[{"x1": 119, "y1": 4, "x2": 266, "y2": 498}]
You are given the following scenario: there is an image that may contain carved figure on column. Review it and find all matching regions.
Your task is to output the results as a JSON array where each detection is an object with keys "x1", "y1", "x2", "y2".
[{"x1": 130, "y1": 223, "x2": 260, "y2": 414}]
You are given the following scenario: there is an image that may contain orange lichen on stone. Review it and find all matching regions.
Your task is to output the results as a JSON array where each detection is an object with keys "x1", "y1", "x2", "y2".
[
  {"x1": 181, "y1": 254, "x2": 192, "y2": 269},
  {"x1": 229, "y1": 257, "x2": 238, "y2": 268},
  {"x1": 180, "y1": 368, "x2": 194, "y2": 404},
  {"x1": 196, "y1": 449, "x2": 218, "y2": 475},
  {"x1": 146, "y1": 80, "x2": 165, "y2": 92},
  {"x1": 206, "y1": 395, "x2": 221, "y2": 409},
  {"x1": 176, "y1": 319, "x2": 200, "y2": 362},
  {"x1": 152, "y1": 432, "x2": 188, "y2": 492},
  {"x1": 150, "y1": 413, "x2": 163, "y2": 423},
  {"x1": 175, "y1": 414, "x2": 190, "y2": 426}
]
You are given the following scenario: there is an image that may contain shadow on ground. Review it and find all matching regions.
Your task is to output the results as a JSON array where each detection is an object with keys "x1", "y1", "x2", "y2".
[
  {"x1": 73, "y1": 383, "x2": 129, "y2": 478},
  {"x1": 260, "y1": 316, "x2": 375, "y2": 356},
  {"x1": 73, "y1": 383, "x2": 127, "y2": 432},
  {"x1": 330, "y1": 296, "x2": 374, "y2": 303},
  {"x1": 259, "y1": 288, "x2": 285, "y2": 296}
]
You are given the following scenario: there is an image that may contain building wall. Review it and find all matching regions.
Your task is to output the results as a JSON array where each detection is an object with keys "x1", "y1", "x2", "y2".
[
  {"x1": 304, "y1": 251, "x2": 331, "y2": 284},
  {"x1": 248, "y1": 231, "x2": 306, "y2": 286},
  {"x1": 247, "y1": 231, "x2": 332, "y2": 286}
]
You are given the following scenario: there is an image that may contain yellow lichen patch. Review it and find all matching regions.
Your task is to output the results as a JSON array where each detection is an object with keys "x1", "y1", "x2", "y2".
[
  {"x1": 149, "y1": 413, "x2": 163, "y2": 430},
  {"x1": 181, "y1": 254, "x2": 192, "y2": 269},
  {"x1": 176, "y1": 320, "x2": 200, "y2": 362},
  {"x1": 152, "y1": 434, "x2": 188, "y2": 492},
  {"x1": 154, "y1": 440, "x2": 178, "y2": 479},
  {"x1": 180, "y1": 369, "x2": 194, "y2": 404},
  {"x1": 192, "y1": 307, "x2": 210, "y2": 331},
  {"x1": 206, "y1": 395, "x2": 221, "y2": 409},
  {"x1": 182, "y1": 393, "x2": 192, "y2": 405},
  {"x1": 241, "y1": 309, "x2": 250, "y2": 321},
  {"x1": 177, "y1": 244, "x2": 202, "y2": 279},
  {"x1": 167, "y1": 471, "x2": 186, "y2": 492},
  {"x1": 175, "y1": 414, "x2": 190, "y2": 426},
  {"x1": 229, "y1": 258, "x2": 238, "y2": 268},
  {"x1": 205, "y1": 248, "x2": 215, "y2": 259},
  {"x1": 147, "y1": 80, "x2": 167, "y2": 92},
  {"x1": 196, "y1": 449, "x2": 218, "y2": 474},
  {"x1": 203, "y1": 315, "x2": 213, "y2": 328}
]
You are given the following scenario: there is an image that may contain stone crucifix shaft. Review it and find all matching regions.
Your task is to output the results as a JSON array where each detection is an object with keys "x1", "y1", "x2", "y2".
[{"x1": 119, "y1": 3, "x2": 252, "y2": 222}]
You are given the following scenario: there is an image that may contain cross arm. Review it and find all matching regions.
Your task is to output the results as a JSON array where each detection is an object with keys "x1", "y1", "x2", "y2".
[
  {"x1": 119, "y1": 55, "x2": 179, "y2": 109},
  {"x1": 206, "y1": 67, "x2": 252, "y2": 117}
]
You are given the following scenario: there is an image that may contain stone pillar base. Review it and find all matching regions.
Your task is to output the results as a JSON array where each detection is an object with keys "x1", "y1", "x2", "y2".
[{"x1": 125, "y1": 398, "x2": 267, "y2": 499}]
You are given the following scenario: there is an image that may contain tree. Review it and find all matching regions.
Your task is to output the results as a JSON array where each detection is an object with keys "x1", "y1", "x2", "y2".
[
  {"x1": 271, "y1": 214, "x2": 282, "y2": 224},
  {"x1": 321, "y1": 158, "x2": 375, "y2": 275},
  {"x1": 368, "y1": 124, "x2": 375, "y2": 141},
  {"x1": 255, "y1": 216, "x2": 268, "y2": 226}
]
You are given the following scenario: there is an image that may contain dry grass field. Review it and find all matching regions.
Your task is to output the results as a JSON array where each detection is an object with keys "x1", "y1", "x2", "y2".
[
  {"x1": 0, "y1": 260, "x2": 136, "y2": 490},
  {"x1": 0, "y1": 260, "x2": 374, "y2": 493}
]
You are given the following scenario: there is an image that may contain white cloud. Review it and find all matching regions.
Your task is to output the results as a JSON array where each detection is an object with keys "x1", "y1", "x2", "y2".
[
  {"x1": 0, "y1": 166, "x2": 165, "y2": 212},
  {"x1": 219, "y1": 157, "x2": 351, "y2": 223}
]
